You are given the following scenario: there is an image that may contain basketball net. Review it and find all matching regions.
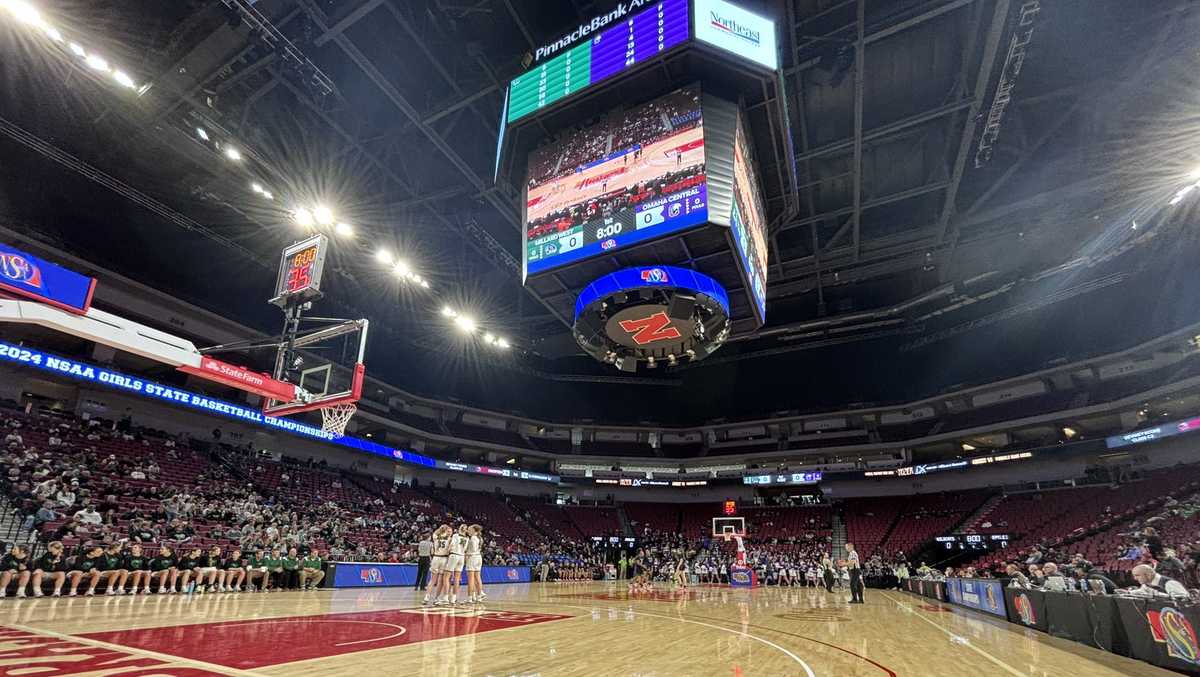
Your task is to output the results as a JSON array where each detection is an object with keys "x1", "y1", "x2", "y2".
[{"x1": 320, "y1": 402, "x2": 357, "y2": 436}]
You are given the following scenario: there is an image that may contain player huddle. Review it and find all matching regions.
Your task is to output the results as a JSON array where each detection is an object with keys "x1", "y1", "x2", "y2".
[
  {"x1": 1, "y1": 541, "x2": 325, "y2": 597},
  {"x1": 422, "y1": 524, "x2": 485, "y2": 606}
]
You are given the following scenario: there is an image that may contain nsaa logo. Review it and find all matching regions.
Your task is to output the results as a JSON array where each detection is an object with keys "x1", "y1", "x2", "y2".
[
  {"x1": 731, "y1": 570, "x2": 752, "y2": 584},
  {"x1": 985, "y1": 584, "x2": 999, "y2": 611},
  {"x1": 360, "y1": 567, "x2": 384, "y2": 584},
  {"x1": 1014, "y1": 593, "x2": 1036, "y2": 625},
  {"x1": 601, "y1": 239, "x2": 617, "y2": 250},
  {"x1": 506, "y1": 568, "x2": 520, "y2": 581},
  {"x1": 1148, "y1": 607, "x2": 1200, "y2": 665},
  {"x1": 640, "y1": 268, "x2": 669, "y2": 284},
  {"x1": 0, "y1": 253, "x2": 43, "y2": 289}
]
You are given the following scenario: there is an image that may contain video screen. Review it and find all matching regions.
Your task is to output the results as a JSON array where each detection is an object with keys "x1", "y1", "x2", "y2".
[
  {"x1": 730, "y1": 112, "x2": 769, "y2": 322},
  {"x1": 523, "y1": 85, "x2": 708, "y2": 277}
]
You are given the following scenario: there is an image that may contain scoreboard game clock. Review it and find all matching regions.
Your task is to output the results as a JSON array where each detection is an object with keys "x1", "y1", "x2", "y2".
[{"x1": 270, "y1": 234, "x2": 329, "y2": 307}]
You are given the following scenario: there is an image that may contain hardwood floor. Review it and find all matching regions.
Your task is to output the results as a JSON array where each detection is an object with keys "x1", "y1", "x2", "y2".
[{"x1": 0, "y1": 582, "x2": 1178, "y2": 676}]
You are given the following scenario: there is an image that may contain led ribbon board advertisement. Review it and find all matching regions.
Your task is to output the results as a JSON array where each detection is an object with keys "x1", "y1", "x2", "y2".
[
  {"x1": 524, "y1": 85, "x2": 709, "y2": 277},
  {"x1": 730, "y1": 110, "x2": 769, "y2": 323},
  {"x1": 693, "y1": 0, "x2": 778, "y2": 70},
  {"x1": 1106, "y1": 415, "x2": 1200, "y2": 448},
  {"x1": 507, "y1": 0, "x2": 691, "y2": 124},
  {"x1": 742, "y1": 472, "x2": 822, "y2": 486},
  {"x1": 0, "y1": 243, "x2": 96, "y2": 315},
  {"x1": 0, "y1": 340, "x2": 561, "y2": 483}
]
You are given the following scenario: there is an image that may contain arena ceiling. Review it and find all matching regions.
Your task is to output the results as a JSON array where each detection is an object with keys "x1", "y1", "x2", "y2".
[{"x1": 2, "y1": 0, "x2": 1200, "y2": 422}]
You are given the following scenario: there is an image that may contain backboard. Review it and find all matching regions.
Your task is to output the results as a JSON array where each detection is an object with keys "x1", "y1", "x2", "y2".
[
  {"x1": 712, "y1": 517, "x2": 745, "y2": 538},
  {"x1": 261, "y1": 318, "x2": 368, "y2": 424}
]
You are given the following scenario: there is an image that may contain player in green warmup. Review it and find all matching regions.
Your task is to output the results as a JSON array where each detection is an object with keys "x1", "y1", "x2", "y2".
[
  {"x1": 125, "y1": 544, "x2": 152, "y2": 594},
  {"x1": 101, "y1": 543, "x2": 130, "y2": 595},
  {"x1": 68, "y1": 545, "x2": 105, "y2": 596},
  {"x1": 245, "y1": 549, "x2": 270, "y2": 592}
]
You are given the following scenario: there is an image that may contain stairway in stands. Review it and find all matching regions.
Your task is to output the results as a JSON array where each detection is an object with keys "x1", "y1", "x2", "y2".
[
  {"x1": 831, "y1": 511, "x2": 847, "y2": 554},
  {"x1": 955, "y1": 493, "x2": 1006, "y2": 534},
  {"x1": 617, "y1": 505, "x2": 634, "y2": 538}
]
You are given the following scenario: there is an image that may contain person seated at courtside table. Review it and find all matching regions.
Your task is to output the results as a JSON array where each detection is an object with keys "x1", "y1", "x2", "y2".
[{"x1": 1129, "y1": 563, "x2": 1189, "y2": 598}]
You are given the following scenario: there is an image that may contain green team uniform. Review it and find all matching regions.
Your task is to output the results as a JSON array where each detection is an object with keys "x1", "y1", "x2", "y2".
[
  {"x1": 150, "y1": 555, "x2": 176, "y2": 571},
  {"x1": 125, "y1": 555, "x2": 148, "y2": 571},
  {"x1": 74, "y1": 555, "x2": 104, "y2": 572},
  {"x1": 103, "y1": 554, "x2": 127, "y2": 571},
  {"x1": 301, "y1": 556, "x2": 322, "y2": 569},
  {"x1": 0, "y1": 553, "x2": 28, "y2": 572},
  {"x1": 282, "y1": 556, "x2": 300, "y2": 572},
  {"x1": 35, "y1": 553, "x2": 64, "y2": 572},
  {"x1": 264, "y1": 556, "x2": 283, "y2": 572}
]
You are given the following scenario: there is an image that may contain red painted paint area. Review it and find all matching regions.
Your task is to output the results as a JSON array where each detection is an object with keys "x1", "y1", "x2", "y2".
[
  {"x1": 918, "y1": 604, "x2": 952, "y2": 613},
  {"x1": 0, "y1": 626, "x2": 226, "y2": 676},
  {"x1": 79, "y1": 608, "x2": 572, "y2": 669}
]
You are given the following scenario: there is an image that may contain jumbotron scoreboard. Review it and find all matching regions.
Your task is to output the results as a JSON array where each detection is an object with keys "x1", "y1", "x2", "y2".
[
  {"x1": 507, "y1": 0, "x2": 691, "y2": 123},
  {"x1": 498, "y1": 0, "x2": 791, "y2": 372}
]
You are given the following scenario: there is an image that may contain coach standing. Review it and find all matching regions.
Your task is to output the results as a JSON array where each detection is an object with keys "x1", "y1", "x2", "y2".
[
  {"x1": 415, "y1": 534, "x2": 433, "y2": 591},
  {"x1": 846, "y1": 543, "x2": 864, "y2": 604}
]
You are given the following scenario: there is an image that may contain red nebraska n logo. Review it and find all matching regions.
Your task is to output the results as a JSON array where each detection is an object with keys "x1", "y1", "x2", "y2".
[{"x1": 618, "y1": 311, "x2": 682, "y2": 345}]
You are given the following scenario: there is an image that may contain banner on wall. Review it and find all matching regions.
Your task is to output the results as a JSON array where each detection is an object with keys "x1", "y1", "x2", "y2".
[
  {"x1": 331, "y1": 562, "x2": 532, "y2": 588},
  {"x1": 947, "y1": 578, "x2": 1007, "y2": 618}
]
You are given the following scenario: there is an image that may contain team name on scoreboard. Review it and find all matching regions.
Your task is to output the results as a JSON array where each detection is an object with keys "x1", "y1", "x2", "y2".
[{"x1": 535, "y1": 0, "x2": 659, "y2": 62}]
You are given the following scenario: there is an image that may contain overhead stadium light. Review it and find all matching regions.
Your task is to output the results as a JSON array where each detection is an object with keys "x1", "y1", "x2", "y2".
[
  {"x1": 483, "y1": 332, "x2": 495, "y2": 344},
  {"x1": 261, "y1": 190, "x2": 273, "y2": 201},
  {"x1": 68, "y1": 42, "x2": 85, "y2": 57},
  {"x1": 293, "y1": 208, "x2": 313, "y2": 227},
  {"x1": 44, "y1": 26, "x2": 61, "y2": 42},
  {"x1": 375, "y1": 249, "x2": 393, "y2": 265},
  {"x1": 441, "y1": 306, "x2": 457, "y2": 318},
  {"x1": 84, "y1": 54, "x2": 109, "y2": 72},
  {"x1": 313, "y1": 205, "x2": 334, "y2": 225},
  {"x1": 496, "y1": 337, "x2": 510, "y2": 349},
  {"x1": 250, "y1": 182, "x2": 264, "y2": 194},
  {"x1": 420, "y1": 279, "x2": 430, "y2": 289},
  {"x1": 223, "y1": 146, "x2": 242, "y2": 161},
  {"x1": 334, "y1": 222, "x2": 353, "y2": 237},
  {"x1": 393, "y1": 259, "x2": 411, "y2": 277},
  {"x1": 9, "y1": 1, "x2": 43, "y2": 26},
  {"x1": 112, "y1": 70, "x2": 135, "y2": 88},
  {"x1": 454, "y1": 315, "x2": 476, "y2": 333},
  {"x1": 195, "y1": 127, "x2": 209, "y2": 142}
]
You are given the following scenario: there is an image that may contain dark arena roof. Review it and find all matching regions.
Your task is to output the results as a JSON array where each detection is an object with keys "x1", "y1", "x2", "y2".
[{"x1": 2, "y1": 0, "x2": 1200, "y2": 458}]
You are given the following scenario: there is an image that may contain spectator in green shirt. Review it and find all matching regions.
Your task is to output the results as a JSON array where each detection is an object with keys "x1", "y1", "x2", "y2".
[
  {"x1": 245, "y1": 550, "x2": 270, "y2": 592},
  {"x1": 264, "y1": 549, "x2": 284, "y2": 592},
  {"x1": 300, "y1": 551, "x2": 325, "y2": 591},
  {"x1": 281, "y1": 547, "x2": 301, "y2": 590}
]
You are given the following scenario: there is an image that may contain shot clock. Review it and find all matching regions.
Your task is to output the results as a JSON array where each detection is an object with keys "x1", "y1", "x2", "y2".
[{"x1": 270, "y1": 234, "x2": 329, "y2": 307}]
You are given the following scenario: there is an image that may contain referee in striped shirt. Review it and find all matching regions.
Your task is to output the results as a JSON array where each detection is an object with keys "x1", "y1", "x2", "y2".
[{"x1": 846, "y1": 543, "x2": 865, "y2": 604}]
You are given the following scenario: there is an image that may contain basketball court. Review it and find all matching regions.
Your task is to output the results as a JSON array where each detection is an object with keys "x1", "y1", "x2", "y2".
[
  {"x1": 0, "y1": 583, "x2": 1173, "y2": 676},
  {"x1": 525, "y1": 125, "x2": 706, "y2": 224}
]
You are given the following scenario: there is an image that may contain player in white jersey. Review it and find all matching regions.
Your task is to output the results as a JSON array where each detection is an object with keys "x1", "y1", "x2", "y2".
[
  {"x1": 423, "y1": 525, "x2": 452, "y2": 606},
  {"x1": 441, "y1": 525, "x2": 468, "y2": 605},
  {"x1": 465, "y1": 524, "x2": 485, "y2": 603}
]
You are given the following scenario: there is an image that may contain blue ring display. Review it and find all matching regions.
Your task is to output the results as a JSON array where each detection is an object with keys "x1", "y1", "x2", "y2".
[{"x1": 574, "y1": 265, "x2": 729, "y2": 322}]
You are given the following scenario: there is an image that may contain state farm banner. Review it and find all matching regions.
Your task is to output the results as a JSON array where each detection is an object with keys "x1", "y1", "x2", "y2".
[{"x1": 179, "y1": 356, "x2": 296, "y2": 402}]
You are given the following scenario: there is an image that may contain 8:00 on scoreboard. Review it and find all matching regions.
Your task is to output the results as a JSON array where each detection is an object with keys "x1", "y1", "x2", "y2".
[{"x1": 507, "y1": 0, "x2": 690, "y2": 123}]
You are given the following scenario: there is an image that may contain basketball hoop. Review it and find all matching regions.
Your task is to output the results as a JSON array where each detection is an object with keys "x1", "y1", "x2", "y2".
[{"x1": 319, "y1": 402, "x2": 357, "y2": 436}]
